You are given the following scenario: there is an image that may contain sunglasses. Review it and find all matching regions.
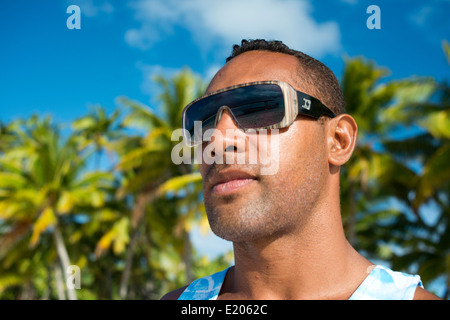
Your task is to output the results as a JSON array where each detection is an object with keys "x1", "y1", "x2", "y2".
[{"x1": 181, "y1": 80, "x2": 336, "y2": 146}]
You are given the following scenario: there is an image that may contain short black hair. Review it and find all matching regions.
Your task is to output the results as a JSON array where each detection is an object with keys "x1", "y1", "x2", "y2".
[{"x1": 226, "y1": 39, "x2": 345, "y2": 116}]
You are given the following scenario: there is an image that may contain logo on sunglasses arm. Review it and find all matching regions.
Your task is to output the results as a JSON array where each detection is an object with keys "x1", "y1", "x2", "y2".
[
  {"x1": 301, "y1": 98, "x2": 311, "y2": 110},
  {"x1": 171, "y1": 123, "x2": 280, "y2": 175}
]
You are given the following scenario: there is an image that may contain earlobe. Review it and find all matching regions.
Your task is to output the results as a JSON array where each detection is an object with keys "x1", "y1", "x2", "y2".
[{"x1": 327, "y1": 114, "x2": 358, "y2": 166}]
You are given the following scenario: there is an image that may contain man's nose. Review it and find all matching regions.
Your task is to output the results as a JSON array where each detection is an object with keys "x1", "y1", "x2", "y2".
[{"x1": 204, "y1": 108, "x2": 247, "y2": 158}]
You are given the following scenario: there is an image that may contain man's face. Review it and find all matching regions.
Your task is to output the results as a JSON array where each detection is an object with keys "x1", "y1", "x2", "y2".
[{"x1": 199, "y1": 51, "x2": 330, "y2": 242}]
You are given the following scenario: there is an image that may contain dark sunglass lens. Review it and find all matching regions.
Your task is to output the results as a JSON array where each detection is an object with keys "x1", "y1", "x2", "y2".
[
  {"x1": 229, "y1": 84, "x2": 285, "y2": 128},
  {"x1": 184, "y1": 97, "x2": 218, "y2": 140},
  {"x1": 184, "y1": 83, "x2": 285, "y2": 143}
]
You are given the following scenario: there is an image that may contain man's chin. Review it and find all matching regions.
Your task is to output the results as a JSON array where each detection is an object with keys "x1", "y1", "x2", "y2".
[
  {"x1": 209, "y1": 221, "x2": 282, "y2": 243},
  {"x1": 205, "y1": 203, "x2": 281, "y2": 243}
]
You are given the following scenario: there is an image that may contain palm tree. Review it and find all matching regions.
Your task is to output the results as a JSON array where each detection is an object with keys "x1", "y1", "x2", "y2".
[
  {"x1": 72, "y1": 105, "x2": 122, "y2": 170},
  {"x1": 0, "y1": 115, "x2": 115, "y2": 299},
  {"x1": 383, "y1": 42, "x2": 450, "y2": 298},
  {"x1": 340, "y1": 50, "x2": 449, "y2": 297},
  {"x1": 339, "y1": 56, "x2": 435, "y2": 248},
  {"x1": 113, "y1": 67, "x2": 206, "y2": 299}
]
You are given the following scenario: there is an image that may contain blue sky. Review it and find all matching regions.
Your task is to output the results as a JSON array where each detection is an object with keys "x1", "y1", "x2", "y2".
[
  {"x1": 1, "y1": 0, "x2": 449, "y2": 126},
  {"x1": 0, "y1": 0, "x2": 449, "y2": 293}
]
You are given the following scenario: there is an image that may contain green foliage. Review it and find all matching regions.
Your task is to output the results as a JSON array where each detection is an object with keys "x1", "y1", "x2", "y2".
[
  {"x1": 340, "y1": 45, "x2": 450, "y2": 298},
  {"x1": 1, "y1": 48, "x2": 449, "y2": 300}
]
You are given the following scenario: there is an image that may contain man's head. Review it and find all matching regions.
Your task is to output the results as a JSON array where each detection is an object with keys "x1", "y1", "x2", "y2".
[
  {"x1": 224, "y1": 39, "x2": 345, "y2": 116},
  {"x1": 197, "y1": 39, "x2": 357, "y2": 243}
]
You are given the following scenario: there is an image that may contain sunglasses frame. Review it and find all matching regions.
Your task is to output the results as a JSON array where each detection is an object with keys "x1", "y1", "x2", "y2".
[{"x1": 181, "y1": 80, "x2": 336, "y2": 146}]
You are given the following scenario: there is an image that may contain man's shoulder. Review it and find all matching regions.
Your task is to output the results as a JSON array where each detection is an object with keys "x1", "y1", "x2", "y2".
[
  {"x1": 160, "y1": 285, "x2": 188, "y2": 300},
  {"x1": 413, "y1": 287, "x2": 442, "y2": 300}
]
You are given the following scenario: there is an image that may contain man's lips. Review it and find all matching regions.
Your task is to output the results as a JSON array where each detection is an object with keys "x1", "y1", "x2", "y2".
[
  {"x1": 208, "y1": 170, "x2": 258, "y2": 195},
  {"x1": 213, "y1": 178, "x2": 256, "y2": 194}
]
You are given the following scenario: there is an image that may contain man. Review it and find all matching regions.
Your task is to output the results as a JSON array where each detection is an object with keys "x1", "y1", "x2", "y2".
[{"x1": 162, "y1": 39, "x2": 440, "y2": 300}]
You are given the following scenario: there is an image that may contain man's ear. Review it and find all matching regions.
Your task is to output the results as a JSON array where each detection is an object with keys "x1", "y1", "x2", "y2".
[{"x1": 327, "y1": 114, "x2": 358, "y2": 166}]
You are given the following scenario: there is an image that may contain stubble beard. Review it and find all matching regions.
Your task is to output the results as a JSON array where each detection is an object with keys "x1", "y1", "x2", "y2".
[{"x1": 204, "y1": 164, "x2": 325, "y2": 244}]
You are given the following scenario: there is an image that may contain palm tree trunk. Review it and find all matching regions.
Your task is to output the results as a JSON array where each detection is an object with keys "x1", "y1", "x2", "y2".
[
  {"x1": 119, "y1": 226, "x2": 139, "y2": 299},
  {"x1": 183, "y1": 230, "x2": 194, "y2": 283},
  {"x1": 52, "y1": 226, "x2": 77, "y2": 300},
  {"x1": 54, "y1": 262, "x2": 66, "y2": 300},
  {"x1": 20, "y1": 280, "x2": 36, "y2": 300},
  {"x1": 119, "y1": 190, "x2": 157, "y2": 299},
  {"x1": 118, "y1": 169, "x2": 170, "y2": 299},
  {"x1": 179, "y1": 163, "x2": 194, "y2": 283}
]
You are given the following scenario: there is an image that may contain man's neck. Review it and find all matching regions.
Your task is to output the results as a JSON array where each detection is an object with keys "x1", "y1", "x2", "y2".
[{"x1": 218, "y1": 207, "x2": 372, "y2": 300}]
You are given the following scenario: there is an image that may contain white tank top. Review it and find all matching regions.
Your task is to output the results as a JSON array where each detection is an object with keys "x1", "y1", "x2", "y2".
[{"x1": 178, "y1": 265, "x2": 423, "y2": 300}]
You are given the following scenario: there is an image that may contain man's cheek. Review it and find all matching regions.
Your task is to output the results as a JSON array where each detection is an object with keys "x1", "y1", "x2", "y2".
[{"x1": 247, "y1": 129, "x2": 280, "y2": 176}]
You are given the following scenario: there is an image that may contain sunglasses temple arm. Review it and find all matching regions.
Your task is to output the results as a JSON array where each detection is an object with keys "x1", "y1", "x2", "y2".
[
  {"x1": 321, "y1": 105, "x2": 336, "y2": 118},
  {"x1": 297, "y1": 92, "x2": 336, "y2": 119}
]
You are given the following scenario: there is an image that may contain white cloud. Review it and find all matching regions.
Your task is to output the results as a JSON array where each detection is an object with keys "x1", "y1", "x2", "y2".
[
  {"x1": 408, "y1": 5, "x2": 434, "y2": 27},
  {"x1": 125, "y1": 0, "x2": 341, "y2": 58},
  {"x1": 136, "y1": 62, "x2": 180, "y2": 96},
  {"x1": 70, "y1": 0, "x2": 114, "y2": 17},
  {"x1": 124, "y1": 27, "x2": 160, "y2": 50},
  {"x1": 408, "y1": 0, "x2": 450, "y2": 28},
  {"x1": 136, "y1": 62, "x2": 220, "y2": 98}
]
